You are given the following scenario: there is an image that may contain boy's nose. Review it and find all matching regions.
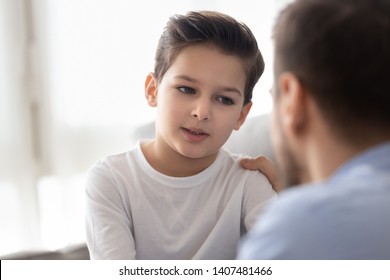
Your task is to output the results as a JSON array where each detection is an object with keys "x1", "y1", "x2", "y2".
[{"x1": 191, "y1": 99, "x2": 211, "y2": 120}]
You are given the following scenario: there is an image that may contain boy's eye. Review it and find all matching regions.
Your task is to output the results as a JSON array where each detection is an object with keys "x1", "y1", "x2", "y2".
[
  {"x1": 217, "y1": 96, "x2": 235, "y2": 105},
  {"x1": 177, "y1": 86, "x2": 195, "y2": 94}
]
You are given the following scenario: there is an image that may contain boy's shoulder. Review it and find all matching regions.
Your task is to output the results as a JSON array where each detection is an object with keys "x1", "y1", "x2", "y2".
[
  {"x1": 218, "y1": 148, "x2": 245, "y2": 168},
  {"x1": 220, "y1": 148, "x2": 276, "y2": 197},
  {"x1": 219, "y1": 148, "x2": 267, "y2": 180}
]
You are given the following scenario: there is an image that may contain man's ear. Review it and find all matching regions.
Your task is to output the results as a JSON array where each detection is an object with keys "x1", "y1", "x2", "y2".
[
  {"x1": 278, "y1": 72, "x2": 307, "y2": 134},
  {"x1": 145, "y1": 73, "x2": 158, "y2": 107},
  {"x1": 234, "y1": 101, "x2": 252, "y2": 130}
]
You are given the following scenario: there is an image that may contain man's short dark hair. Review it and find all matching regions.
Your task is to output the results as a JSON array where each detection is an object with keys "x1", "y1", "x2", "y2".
[{"x1": 274, "y1": 0, "x2": 390, "y2": 139}]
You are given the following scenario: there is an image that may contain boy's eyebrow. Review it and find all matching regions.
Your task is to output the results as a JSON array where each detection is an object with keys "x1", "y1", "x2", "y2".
[
  {"x1": 174, "y1": 75, "x2": 242, "y2": 96},
  {"x1": 174, "y1": 75, "x2": 199, "y2": 84}
]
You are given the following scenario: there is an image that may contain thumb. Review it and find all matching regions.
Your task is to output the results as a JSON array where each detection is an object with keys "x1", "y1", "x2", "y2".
[{"x1": 240, "y1": 156, "x2": 269, "y2": 170}]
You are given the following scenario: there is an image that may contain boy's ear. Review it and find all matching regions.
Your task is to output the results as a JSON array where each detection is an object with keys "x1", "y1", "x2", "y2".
[
  {"x1": 234, "y1": 102, "x2": 252, "y2": 130},
  {"x1": 145, "y1": 73, "x2": 158, "y2": 107}
]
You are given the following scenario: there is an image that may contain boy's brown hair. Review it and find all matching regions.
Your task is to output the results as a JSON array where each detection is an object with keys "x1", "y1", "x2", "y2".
[{"x1": 154, "y1": 11, "x2": 264, "y2": 105}]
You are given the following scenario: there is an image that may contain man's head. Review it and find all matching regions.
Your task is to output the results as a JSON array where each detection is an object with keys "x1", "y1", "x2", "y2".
[
  {"x1": 154, "y1": 10, "x2": 264, "y2": 105},
  {"x1": 271, "y1": 0, "x2": 390, "y2": 187}
]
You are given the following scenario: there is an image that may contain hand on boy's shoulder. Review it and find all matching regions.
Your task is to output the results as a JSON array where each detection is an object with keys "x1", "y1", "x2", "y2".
[{"x1": 240, "y1": 156, "x2": 282, "y2": 193}]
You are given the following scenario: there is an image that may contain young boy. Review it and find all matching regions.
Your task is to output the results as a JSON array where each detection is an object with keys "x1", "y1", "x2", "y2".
[{"x1": 85, "y1": 11, "x2": 276, "y2": 260}]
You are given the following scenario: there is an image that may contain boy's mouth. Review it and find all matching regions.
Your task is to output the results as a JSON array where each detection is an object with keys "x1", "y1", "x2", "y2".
[
  {"x1": 182, "y1": 128, "x2": 209, "y2": 136},
  {"x1": 181, "y1": 127, "x2": 210, "y2": 142}
]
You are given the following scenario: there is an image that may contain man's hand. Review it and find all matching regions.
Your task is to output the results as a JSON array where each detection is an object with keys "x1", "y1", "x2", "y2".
[{"x1": 240, "y1": 156, "x2": 282, "y2": 193}]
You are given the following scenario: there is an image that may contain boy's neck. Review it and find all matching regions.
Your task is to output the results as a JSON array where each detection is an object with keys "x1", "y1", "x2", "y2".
[{"x1": 141, "y1": 139, "x2": 219, "y2": 177}]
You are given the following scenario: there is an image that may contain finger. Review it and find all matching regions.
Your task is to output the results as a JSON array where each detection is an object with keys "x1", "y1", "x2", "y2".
[
  {"x1": 240, "y1": 156, "x2": 268, "y2": 170},
  {"x1": 240, "y1": 156, "x2": 283, "y2": 193}
]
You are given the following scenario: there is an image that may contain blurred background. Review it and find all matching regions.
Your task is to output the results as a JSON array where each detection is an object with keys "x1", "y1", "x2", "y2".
[{"x1": 0, "y1": 0, "x2": 291, "y2": 258}]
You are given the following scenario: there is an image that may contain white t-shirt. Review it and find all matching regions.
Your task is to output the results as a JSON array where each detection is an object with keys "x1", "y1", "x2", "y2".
[{"x1": 85, "y1": 140, "x2": 276, "y2": 259}]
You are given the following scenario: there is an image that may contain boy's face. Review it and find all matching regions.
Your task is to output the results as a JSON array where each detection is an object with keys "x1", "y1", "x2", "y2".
[{"x1": 145, "y1": 44, "x2": 252, "y2": 161}]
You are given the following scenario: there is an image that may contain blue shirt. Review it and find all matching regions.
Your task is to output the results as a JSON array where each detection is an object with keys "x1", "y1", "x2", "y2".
[{"x1": 237, "y1": 142, "x2": 390, "y2": 259}]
